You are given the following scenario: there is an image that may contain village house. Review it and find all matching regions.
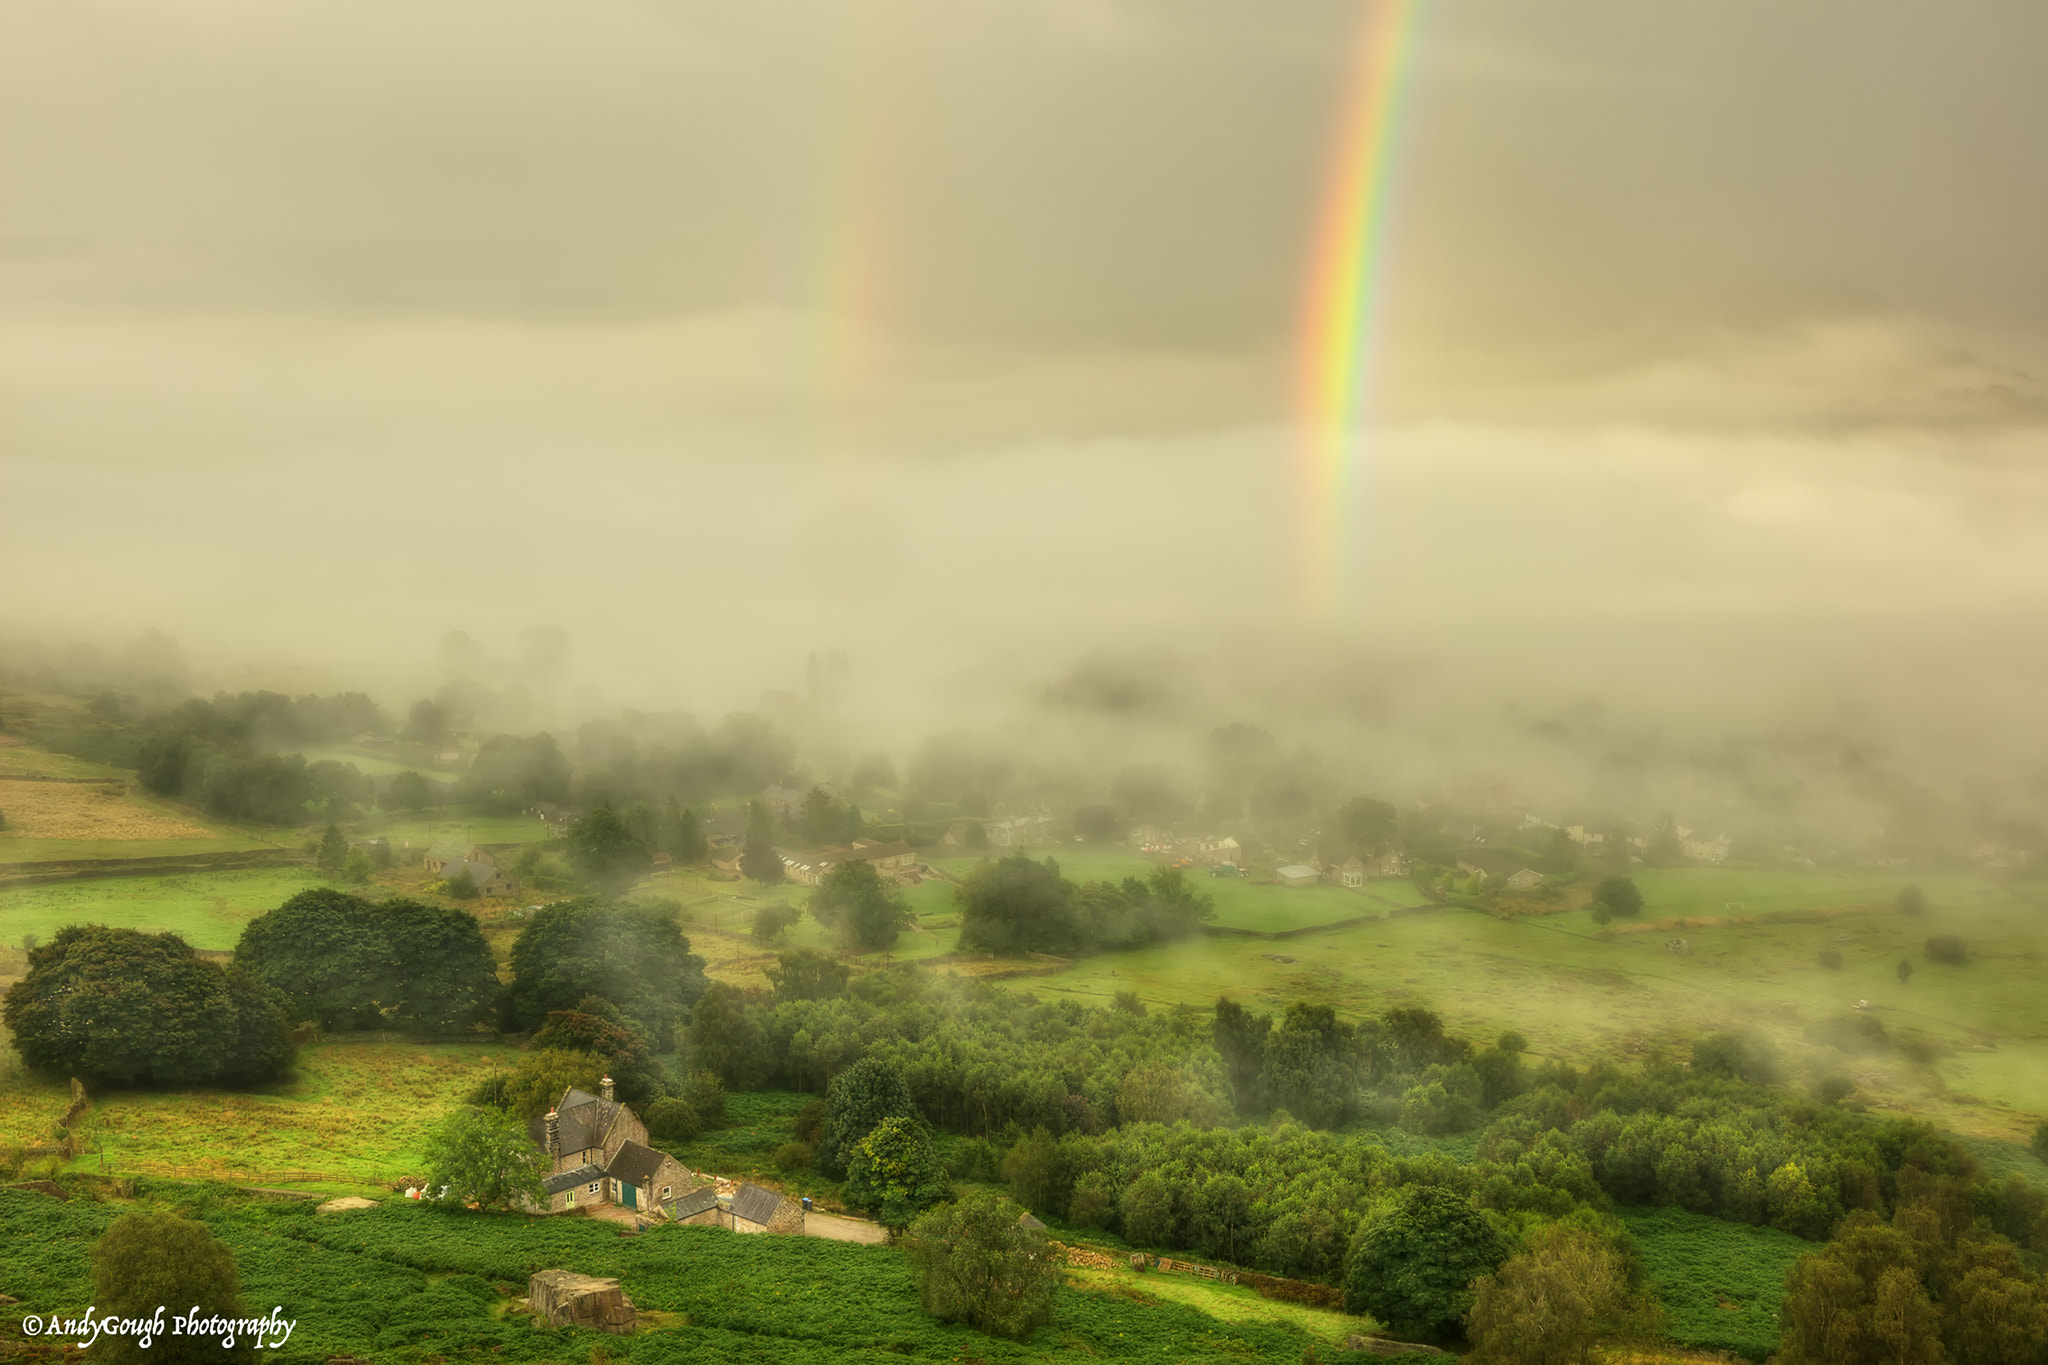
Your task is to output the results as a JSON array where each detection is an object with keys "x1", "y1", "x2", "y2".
[
  {"x1": 984, "y1": 814, "x2": 1054, "y2": 848},
  {"x1": 1336, "y1": 856, "x2": 1367, "y2": 889},
  {"x1": 1503, "y1": 867, "x2": 1544, "y2": 891},
  {"x1": 1196, "y1": 835, "x2": 1242, "y2": 865},
  {"x1": 526, "y1": 1077, "x2": 690, "y2": 1214}
]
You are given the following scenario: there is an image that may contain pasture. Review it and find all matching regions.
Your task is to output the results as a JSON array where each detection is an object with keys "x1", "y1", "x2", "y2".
[
  {"x1": 0, "y1": 1039, "x2": 509, "y2": 1191},
  {"x1": 0, "y1": 779, "x2": 280, "y2": 865},
  {"x1": 1009, "y1": 867, "x2": 2048, "y2": 1143},
  {"x1": 0, "y1": 865, "x2": 331, "y2": 951}
]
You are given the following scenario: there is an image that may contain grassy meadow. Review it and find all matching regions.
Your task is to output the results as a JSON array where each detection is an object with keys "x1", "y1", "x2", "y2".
[
  {"x1": 0, "y1": 865, "x2": 333, "y2": 951},
  {"x1": 1005, "y1": 865, "x2": 2048, "y2": 1143},
  {"x1": 0, "y1": 1039, "x2": 510, "y2": 1192}
]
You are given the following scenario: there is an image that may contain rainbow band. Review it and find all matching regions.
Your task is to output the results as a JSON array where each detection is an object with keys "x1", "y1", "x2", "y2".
[{"x1": 1298, "y1": 0, "x2": 1425, "y2": 615}]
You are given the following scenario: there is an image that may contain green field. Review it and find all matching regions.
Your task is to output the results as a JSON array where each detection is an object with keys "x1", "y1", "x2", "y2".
[
  {"x1": 0, "y1": 1039, "x2": 510, "y2": 1191},
  {"x1": 1619, "y1": 1204, "x2": 1812, "y2": 1360},
  {"x1": 934, "y1": 846, "x2": 1429, "y2": 933},
  {"x1": 0, "y1": 866, "x2": 333, "y2": 951},
  {"x1": 1005, "y1": 867, "x2": 2048, "y2": 1142},
  {"x1": 0, "y1": 744, "x2": 127, "y2": 780},
  {"x1": 0, "y1": 1188, "x2": 1378, "y2": 1364}
]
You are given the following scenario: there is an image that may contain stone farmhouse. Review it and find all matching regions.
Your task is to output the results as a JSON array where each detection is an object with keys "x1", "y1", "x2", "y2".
[
  {"x1": 422, "y1": 842, "x2": 518, "y2": 895},
  {"x1": 524, "y1": 1079, "x2": 808, "y2": 1234},
  {"x1": 526, "y1": 1078, "x2": 695, "y2": 1215}
]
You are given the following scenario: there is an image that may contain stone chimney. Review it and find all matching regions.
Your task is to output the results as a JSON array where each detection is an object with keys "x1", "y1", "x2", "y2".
[
  {"x1": 600, "y1": 1075, "x2": 615, "y2": 1103},
  {"x1": 544, "y1": 1108, "x2": 559, "y2": 1157}
]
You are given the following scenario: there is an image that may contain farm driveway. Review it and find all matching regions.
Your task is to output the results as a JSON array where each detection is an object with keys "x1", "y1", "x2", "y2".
[{"x1": 806, "y1": 1212, "x2": 887, "y2": 1244}]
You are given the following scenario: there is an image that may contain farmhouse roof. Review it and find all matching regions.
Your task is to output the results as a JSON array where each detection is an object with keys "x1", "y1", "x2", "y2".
[
  {"x1": 542, "y1": 1163, "x2": 606, "y2": 1195},
  {"x1": 1018, "y1": 1212, "x2": 1048, "y2": 1232},
  {"x1": 1276, "y1": 864, "x2": 1320, "y2": 878},
  {"x1": 530, "y1": 1089, "x2": 622, "y2": 1155},
  {"x1": 449, "y1": 860, "x2": 499, "y2": 885},
  {"x1": 427, "y1": 841, "x2": 469, "y2": 863},
  {"x1": 667, "y1": 1187, "x2": 719, "y2": 1220},
  {"x1": 605, "y1": 1140, "x2": 670, "y2": 1186},
  {"x1": 731, "y1": 1183, "x2": 787, "y2": 1227}
]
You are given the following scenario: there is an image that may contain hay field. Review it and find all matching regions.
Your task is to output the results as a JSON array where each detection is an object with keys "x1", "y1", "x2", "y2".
[{"x1": 0, "y1": 778, "x2": 212, "y2": 841}]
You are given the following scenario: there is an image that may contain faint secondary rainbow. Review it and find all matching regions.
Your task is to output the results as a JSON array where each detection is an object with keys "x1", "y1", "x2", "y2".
[{"x1": 1297, "y1": 0, "x2": 1426, "y2": 615}]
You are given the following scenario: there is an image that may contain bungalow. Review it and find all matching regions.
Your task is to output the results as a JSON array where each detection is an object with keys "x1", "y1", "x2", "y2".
[{"x1": 1503, "y1": 867, "x2": 1544, "y2": 891}]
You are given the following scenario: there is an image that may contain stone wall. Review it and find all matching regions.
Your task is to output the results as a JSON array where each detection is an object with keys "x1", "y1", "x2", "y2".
[{"x1": 528, "y1": 1270, "x2": 635, "y2": 1335}]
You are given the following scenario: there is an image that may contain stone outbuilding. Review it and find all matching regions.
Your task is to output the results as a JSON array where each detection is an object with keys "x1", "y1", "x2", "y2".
[
  {"x1": 528, "y1": 1270, "x2": 635, "y2": 1334},
  {"x1": 730, "y1": 1182, "x2": 806, "y2": 1234},
  {"x1": 666, "y1": 1186, "x2": 724, "y2": 1227}
]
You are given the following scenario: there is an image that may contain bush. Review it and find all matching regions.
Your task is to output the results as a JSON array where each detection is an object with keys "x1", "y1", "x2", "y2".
[
  {"x1": 1818, "y1": 950, "x2": 1843, "y2": 970},
  {"x1": 773, "y1": 1141, "x2": 815, "y2": 1173},
  {"x1": 903, "y1": 1191, "x2": 1060, "y2": 1339},
  {"x1": 645, "y1": 1096, "x2": 701, "y2": 1144},
  {"x1": 1897, "y1": 885, "x2": 1927, "y2": 915},
  {"x1": 91, "y1": 1211, "x2": 248, "y2": 1363},
  {"x1": 1592, "y1": 876, "x2": 1643, "y2": 920},
  {"x1": 1924, "y1": 935, "x2": 1966, "y2": 965},
  {"x1": 1814, "y1": 1075, "x2": 1856, "y2": 1104},
  {"x1": 1690, "y1": 1030, "x2": 1780, "y2": 1085}
]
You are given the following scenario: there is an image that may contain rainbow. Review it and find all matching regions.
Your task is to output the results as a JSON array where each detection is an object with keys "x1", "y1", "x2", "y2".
[{"x1": 1297, "y1": 0, "x2": 1427, "y2": 615}]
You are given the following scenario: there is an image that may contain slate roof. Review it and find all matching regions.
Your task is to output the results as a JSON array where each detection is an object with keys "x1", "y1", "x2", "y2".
[
  {"x1": 606, "y1": 1139, "x2": 671, "y2": 1186},
  {"x1": 667, "y1": 1187, "x2": 720, "y2": 1220},
  {"x1": 530, "y1": 1089, "x2": 621, "y2": 1156},
  {"x1": 449, "y1": 859, "x2": 500, "y2": 886},
  {"x1": 731, "y1": 1183, "x2": 788, "y2": 1227},
  {"x1": 1018, "y1": 1212, "x2": 1048, "y2": 1232},
  {"x1": 542, "y1": 1163, "x2": 606, "y2": 1195}
]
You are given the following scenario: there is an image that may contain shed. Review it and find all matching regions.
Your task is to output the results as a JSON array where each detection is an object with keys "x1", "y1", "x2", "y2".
[
  {"x1": 666, "y1": 1187, "x2": 724, "y2": 1227},
  {"x1": 1276, "y1": 865, "x2": 1322, "y2": 887},
  {"x1": 730, "y1": 1182, "x2": 805, "y2": 1234}
]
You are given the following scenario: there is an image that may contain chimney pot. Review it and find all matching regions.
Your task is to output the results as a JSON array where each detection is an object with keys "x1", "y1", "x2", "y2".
[{"x1": 600, "y1": 1075, "x2": 615, "y2": 1102}]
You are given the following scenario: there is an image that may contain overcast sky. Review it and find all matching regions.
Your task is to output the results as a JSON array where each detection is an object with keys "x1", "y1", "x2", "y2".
[{"x1": 3, "y1": 0, "x2": 2046, "y2": 737}]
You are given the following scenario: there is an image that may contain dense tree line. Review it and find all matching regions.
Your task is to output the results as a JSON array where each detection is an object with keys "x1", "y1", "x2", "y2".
[
  {"x1": 134, "y1": 690, "x2": 386, "y2": 823},
  {"x1": 2, "y1": 926, "x2": 293, "y2": 1088},
  {"x1": 954, "y1": 857, "x2": 1216, "y2": 955},
  {"x1": 233, "y1": 889, "x2": 498, "y2": 1034},
  {"x1": 504, "y1": 896, "x2": 709, "y2": 1038}
]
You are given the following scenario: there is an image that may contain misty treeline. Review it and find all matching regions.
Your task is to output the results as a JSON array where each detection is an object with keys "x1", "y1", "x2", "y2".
[{"x1": 955, "y1": 857, "x2": 1216, "y2": 953}]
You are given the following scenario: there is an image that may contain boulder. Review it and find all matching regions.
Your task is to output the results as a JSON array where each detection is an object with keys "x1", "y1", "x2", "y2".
[
  {"x1": 528, "y1": 1269, "x2": 636, "y2": 1335},
  {"x1": 1342, "y1": 1335, "x2": 1449, "y2": 1358}
]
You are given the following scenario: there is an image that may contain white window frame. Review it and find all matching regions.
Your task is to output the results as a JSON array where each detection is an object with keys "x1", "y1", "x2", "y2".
[{"x1": 589, "y1": 1181, "x2": 602, "y2": 1196}]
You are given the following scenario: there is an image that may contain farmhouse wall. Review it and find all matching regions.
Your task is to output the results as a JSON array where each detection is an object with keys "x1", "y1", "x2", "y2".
[{"x1": 763, "y1": 1197, "x2": 806, "y2": 1235}]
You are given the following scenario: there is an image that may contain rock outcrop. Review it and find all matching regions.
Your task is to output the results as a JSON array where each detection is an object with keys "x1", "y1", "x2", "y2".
[{"x1": 528, "y1": 1269, "x2": 635, "y2": 1334}]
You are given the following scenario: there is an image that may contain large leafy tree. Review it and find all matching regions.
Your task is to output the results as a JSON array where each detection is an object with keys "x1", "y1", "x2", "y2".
[
  {"x1": 4, "y1": 926, "x2": 292, "y2": 1088},
  {"x1": 506, "y1": 897, "x2": 707, "y2": 1037},
  {"x1": 1344, "y1": 1185, "x2": 1508, "y2": 1341},
  {"x1": 1591, "y1": 876, "x2": 1643, "y2": 921},
  {"x1": 683, "y1": 982, "x2": 764, "y2": 1089},
  {"x1": 904, "y1": 1191, "x2": 1060, "y2": 1340},
  {"x1": 565, "y1": 804, "x2": 651, "y2": 893},
  {"x1": 91, "y1": 1212, "x2": 250, "y2": 1364},
  {"x1": 385, "y1": 769, "x2": 432, "y2": 812},
  {"x1": 845, "y1": 1114, "x2": 952, "y2": 1230},
  {"x1": 1778, "y1": 1214, "x2": 1946, "y2": 1365},
  {"x1": 529, "y1": 1001, "x2": 664, "y2": 1103},
  {"x1": 463, "y1": 731, "x2": 571, "y2": 813},
  {"x1": 423, "y1": 1105, "x2": 550, "y2": 1210},
  {"x1": 956, "y1": 854, "x2": 1084, "y2": 955},
  {"x1": 818, "y1": 1055, "x2": 917, "y2": 1178},
  {"x1": 1467, "y1": 1222, "x2": 1660, "y2": 1365},
  {"x1": 234, "y1": 889, "x2": 496, "y2": 1033},
  {"x1": 811, "y1": 860, "x2": 913, "y2": 950}
]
